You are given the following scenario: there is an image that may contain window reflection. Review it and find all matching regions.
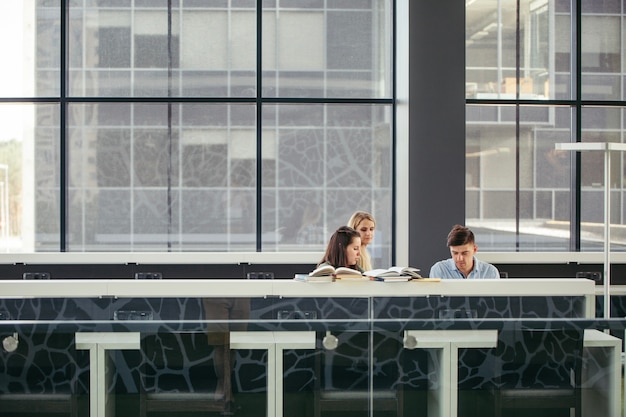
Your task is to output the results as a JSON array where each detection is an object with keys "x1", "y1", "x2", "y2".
[
  {"x1": 467, "y1": 0, "x2": 626, "y2": 251},
  {"x1": 1, "y1": 1, "x2": 393, "y2": 256}
]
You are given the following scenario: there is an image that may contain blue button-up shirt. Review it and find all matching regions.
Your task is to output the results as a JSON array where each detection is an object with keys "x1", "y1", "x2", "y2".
[{"x1": 429, "y1": 257, "x2": 500, "y2": 279}]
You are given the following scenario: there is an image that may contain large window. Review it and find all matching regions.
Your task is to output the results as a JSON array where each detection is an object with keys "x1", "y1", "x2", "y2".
[
  {"x1": 0, "y1": 1, "x2": 394, "y2": 265},
  {"x1": 466, "y1": 0, "x2": 626, "y2": 251}
]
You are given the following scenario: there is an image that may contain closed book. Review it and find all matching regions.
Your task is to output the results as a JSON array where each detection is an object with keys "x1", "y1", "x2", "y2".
[
  {"x1": 372, "y1": 276, "x2": 412, "y2": 282},
  {"x1": 335, "y1": 275, "x2": 369, "y2": 281}
]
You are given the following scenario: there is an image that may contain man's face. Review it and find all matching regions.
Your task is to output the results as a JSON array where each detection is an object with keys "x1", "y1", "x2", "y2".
[{"x1": 449, "y1": 243, "x2": 478, "y2": 275}]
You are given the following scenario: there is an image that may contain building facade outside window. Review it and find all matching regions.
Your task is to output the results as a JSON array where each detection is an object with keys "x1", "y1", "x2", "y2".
[
  {"x1": 0, "y1": 1, "x2": 394, "y2": 266},
  {"x1": 1, "y1": 1, "x2": 622, "y2": 259},
  {"x1": 466, "y1": 0, "x2": 626, "y2": 251}
]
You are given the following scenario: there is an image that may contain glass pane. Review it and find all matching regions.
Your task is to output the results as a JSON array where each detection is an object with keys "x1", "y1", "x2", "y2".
[
  {"x1": 581, "y1": 0, "x2": 621, "y2": 100},
  {"x1": 0, "y1": 2, "x2": 60, "y2": 97},
  {"x1": 0, "y1": 103, "x2": 60, "y2": 253},
  {"x1": 261, "y1": 104, "x2": 393, "y2": 266},
  {"x1": 11, "y1": 2, "x2": 396, "y2": 255},
  {"x1": 466, "y1": 0, "x2": 570, "y2": 100},
  {"x1": 68, "y1": 4, "x2": 256, "y2": 97},
  {"x1": 580, "y1": 106, "x2": 626, "y2": 251},
  {"x1": 0, "y1": 293, "x2": 620, "y2": 417},
  {"x1": 466, "y1": 104, "x2": 572, "y2": 251},
  {"x1": 262, "y1": 0, "x2": 392, "y2": 98},
  {"x1": 67, "y1": 103, "x2": 256, "y2": 251}
]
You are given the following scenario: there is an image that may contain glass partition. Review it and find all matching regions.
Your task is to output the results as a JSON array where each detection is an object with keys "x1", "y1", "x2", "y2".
[{"x1": 0, "y1": 293, "x2": 621, "y2": 417}]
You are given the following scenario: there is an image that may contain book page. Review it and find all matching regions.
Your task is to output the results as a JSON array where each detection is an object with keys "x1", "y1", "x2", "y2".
[
  {"x1": 334, "y1": 267, "x2": 362, "y2": 276},
  {"x1": 309, "y1": 265, "x2": 336, "y2": 276}
]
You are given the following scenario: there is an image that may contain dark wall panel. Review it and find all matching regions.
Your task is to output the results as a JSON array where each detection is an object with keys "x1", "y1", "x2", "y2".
[{"x1": 408, "y1": 1, "x2": 466, "y2": 270}]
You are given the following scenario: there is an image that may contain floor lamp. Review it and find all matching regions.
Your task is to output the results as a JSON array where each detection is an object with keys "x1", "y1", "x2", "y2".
[{"x1": 555, "y1": 142, "x2": 626, "y2": 319}]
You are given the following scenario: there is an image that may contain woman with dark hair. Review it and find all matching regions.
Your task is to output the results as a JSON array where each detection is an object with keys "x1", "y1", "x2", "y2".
[{"x1": 317, "y1": 226, "x2": 363, "y2": 272}]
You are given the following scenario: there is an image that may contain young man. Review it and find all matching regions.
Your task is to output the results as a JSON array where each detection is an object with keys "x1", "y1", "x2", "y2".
[{"x1": 429, "y1": 224, "x2": 500, "y2": 279}]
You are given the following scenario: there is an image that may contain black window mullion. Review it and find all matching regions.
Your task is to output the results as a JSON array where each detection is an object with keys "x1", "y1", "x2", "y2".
[
  {"x1": 391, "y1": 0, "x2": 397, "y2": 264},
  {"x1": 60, "y1": 0, "x2": 68, "y2": 252},
  {"x1": 256, "y1": 1, "x2": 263, "y2": 252},
  {"x1": 167, "y1": 0, "x2": 174, "y2": 251},
  {"x1": 515, "y1": 0, "x2": 521, "y2": 251},
  {"x1": 572, "y1": 0, "x2": 582, "y2": 251}
]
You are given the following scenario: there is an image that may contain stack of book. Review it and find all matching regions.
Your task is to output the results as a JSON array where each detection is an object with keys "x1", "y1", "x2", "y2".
[{"x1": 364, "y1": 266, "x2": 428, "y2": 282}]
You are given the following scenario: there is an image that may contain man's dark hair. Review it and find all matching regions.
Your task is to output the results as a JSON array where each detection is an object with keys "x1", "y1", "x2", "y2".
[{"x1": 446, "y1": 224, "x2": 475, "y2": 247}]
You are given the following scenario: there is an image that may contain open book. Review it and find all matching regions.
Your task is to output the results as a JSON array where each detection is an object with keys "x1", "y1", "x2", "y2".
[
  {"x1": 294, "y1": 273, "x2": 333, "y2": 282},
  {"x1": 310, "y1": 265, "x2": 365, "y2": 279},
  {"x1": 363, "y1": 266, "x2": 422, "y2": 279},
  {"x1": 294, "y1": 265, "x2": 364, "y2": 282}
]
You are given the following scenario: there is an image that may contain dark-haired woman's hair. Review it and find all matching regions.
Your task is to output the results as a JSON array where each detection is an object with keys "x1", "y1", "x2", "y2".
[
  {"x1": 446, "y1": 224, "x2": 475, "y2": 247},
  {"x1": 318, "y1": 226, "x2": 361, "y2": 268}
]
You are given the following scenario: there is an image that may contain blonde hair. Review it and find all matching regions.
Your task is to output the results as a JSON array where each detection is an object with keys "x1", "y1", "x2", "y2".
[{"x1": 347, "y1": 211, "x2": 376, "y2": 271}]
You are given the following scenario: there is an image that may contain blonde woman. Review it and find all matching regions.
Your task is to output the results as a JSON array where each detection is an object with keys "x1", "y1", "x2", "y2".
[{"x1": 347, "y1": 211, "x2": 376, "y2": 271}]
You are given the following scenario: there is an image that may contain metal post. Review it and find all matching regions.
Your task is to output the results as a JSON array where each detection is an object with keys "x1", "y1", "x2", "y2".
[
  {"x1": 555, "y1": 142, "x2": 626, "y2": 319},
  {"x1": 603, "y1": 147, "x2": 610, "y2": 318}
]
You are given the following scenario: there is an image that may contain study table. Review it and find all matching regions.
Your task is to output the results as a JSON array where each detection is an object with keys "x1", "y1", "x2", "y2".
[
  {"x1": 75, "y1": 332, "x2": 141, "y2": 417},
  {"x1": 0, "y1": 278, "x2": 619, "y2": 417},
  {"x1": 404, "y1": 328, "x2": 620, "y2": 417},
  {"x1": 0, "y1": 277, "x2": 598, "y2": 306},
  {"x1": 229, "y1": 330, "x2": 316, "y2": 417}
]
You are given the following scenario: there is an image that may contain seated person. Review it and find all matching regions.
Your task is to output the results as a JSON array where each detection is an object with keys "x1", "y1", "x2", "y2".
[
  {"x1": 429, "y1": 224, "x2": 499, "y2": 279},
  {"x1": 347, "y1": 211, "x2": 376, "y2": 271},
  {"x1": 318, "y1": 226, "x2": 364, "y2": 272}
]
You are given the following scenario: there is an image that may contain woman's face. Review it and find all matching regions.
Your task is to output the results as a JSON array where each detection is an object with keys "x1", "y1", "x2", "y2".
[
  {"x1": 356, "y1": 219, "x2": 375, "y2": 246},
  {"x1": 345, "y1": 236, "x2": 362, "y2": 266}
]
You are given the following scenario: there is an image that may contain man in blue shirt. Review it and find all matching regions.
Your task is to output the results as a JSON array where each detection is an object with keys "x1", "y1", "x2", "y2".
[{"x1": 429, "y1": 225, "x2": 500, "y2": 279}]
